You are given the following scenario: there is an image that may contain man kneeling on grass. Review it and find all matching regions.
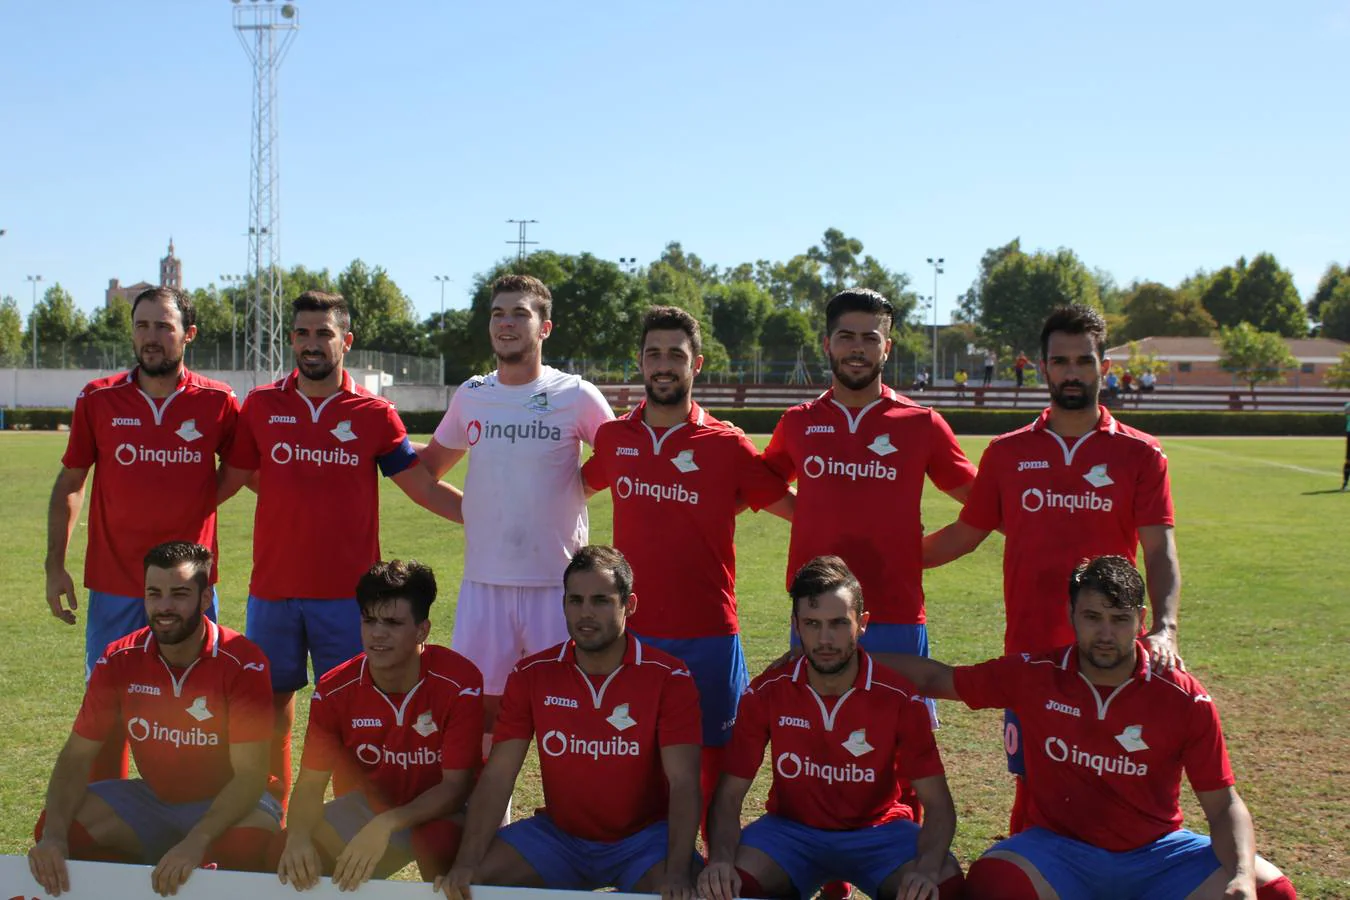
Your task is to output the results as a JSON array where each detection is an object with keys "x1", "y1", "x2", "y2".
[
  {"x1": 886, "y1": 554, "x2": 1296, "y2": 900},
  {"x1": 437, "y1": 546, "x2": 703, "y2": 900},
  {"x1": 29, "y1": 541, "x2": 278, "y2": 898},
  {"x1": 272, "y1": 560, "x2": 484, "y2": 891}
]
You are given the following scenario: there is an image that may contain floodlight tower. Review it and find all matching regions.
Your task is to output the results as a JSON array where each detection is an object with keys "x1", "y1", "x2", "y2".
[{"x1": 233, "y1": 0, "x2": 299, "y2": 385}]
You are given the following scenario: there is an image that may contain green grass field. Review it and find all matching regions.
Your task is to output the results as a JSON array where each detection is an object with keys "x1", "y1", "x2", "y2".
[{"x1": 1, "y1": 432, "x2": 1347, "y2": 897}]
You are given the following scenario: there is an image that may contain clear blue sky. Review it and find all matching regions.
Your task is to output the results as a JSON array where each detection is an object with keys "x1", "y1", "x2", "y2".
[{"x1": 4, "y1": 0, "x2": 1348, "y2": 329}]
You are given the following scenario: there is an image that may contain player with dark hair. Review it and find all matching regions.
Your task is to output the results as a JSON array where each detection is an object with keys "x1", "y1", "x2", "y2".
[
  {"x1": 218, "y1": 290, "x2": 466, "y2": 804},
  {"x1": 701, "y1": 556, "x2": 963, "y2": 900},
  {"x1": 885, "y1": 556, "x2": 1295, "y2": 900},
  {"x1": 28, "y1": 542, "x2": 278, "y2": 898},
  {"x1": 437, "y1": 546, "x2": 702, "y2": 899},
  {"x1": 274, "y1": 559, "x2": 483, "y2": 891},
  {"x1": 582, "y1": 305, "x2": 791, "y2": 818},
  {"x1": 923, "y1": 303, "x2": 1183, "y2": 831}
]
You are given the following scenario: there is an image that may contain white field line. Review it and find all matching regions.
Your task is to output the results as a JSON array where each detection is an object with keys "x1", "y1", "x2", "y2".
[{"x1": 1166, "y1": 440, "x2": 1341, "y2": 477}]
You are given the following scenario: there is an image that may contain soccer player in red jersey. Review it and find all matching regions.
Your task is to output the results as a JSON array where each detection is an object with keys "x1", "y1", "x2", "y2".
[
  {"x1": 46, "y1": 287, "x2": 239, "y2": 683},
  {"x1": 581, "y1": 306, "x2": 792, "y2": 812},
  {"x1": 762, "y1": 288, "x2": 976, "y2": 690},
  {"x1": 436, "y1": 546, "x2": 702, "y2": 899},
  {"x1": 275, "y1": 560, "x2": 483, "y2": 890},
  {"x1": 28, "y1": 542, "x2": 278, "y2": 899},
  {"x1": 218, "y1": 291, "x2": 464, "y2": 803},
  {"x1": 922, "y1": 304, "x2": 1183, "y2": 830},
  {"x1": 701, "y1": 556, "x2": 963, "y2": 900},
  {"x1": 887, "y1": 556, "x2": 1296, "y2": 900}
]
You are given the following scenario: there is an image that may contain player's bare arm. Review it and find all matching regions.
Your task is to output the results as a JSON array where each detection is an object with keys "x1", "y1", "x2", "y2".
[
  {"x1": 1138, "y1": 524, "x2": 1183, "y2": 671},
  {"x1": 151, "y1": 739, "x2": 273, "y2": 897},
  {"x1": 333, "y1": 767, "x2": 474, "y2": 892},
  {"x1": 277, "y1": 766, "x2": 333, "y2": 890},
  {"x1": 921, "y1": 520, "x2": 990, "y2": 569},
  {"x1": 870, "y1": 653, "x2": 960, "y2": 702},
  {"x1": 1195, "y1": 787, "x2": 1259, "y2": 899},
  {"x1": 762, "y1": 489, "x2": 795, "y2": 522},
  {"x1": 655, "y1": 743, "x2": 702, "y2": 900},
  {"x1": 27, "y1": 732, "x2": 102, "y2": 897},
  {"x1": 417, "y1": 437, "x2": 467, "y2": 480},
  {"x1": 436, "y1": 737, "x2": 530, "y2": 900},
  {"x1": 44, "y1": 467, "x2": 90, "y2": 625},
  {"x1": 216, "y1": 463, "x2": 255, "y2": 506},
  {"x1": 699, "y1": 773, "x2": 753, "y2": 900},
  {"x1": 941, "y1": 480, "x2": 973, "y2": 505},
  {"x1": 891, "y1": 775, "x2": 960, "y2": 900},
  {"x1": 390, "y1": 464, "x2": 465, "y2": 524}
]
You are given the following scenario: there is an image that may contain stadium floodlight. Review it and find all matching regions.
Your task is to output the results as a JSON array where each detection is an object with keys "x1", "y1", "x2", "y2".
[
  {"x1": 434, "y1": 275, "x2": 453, "y2": 331},
  {"x1": 926, "y1": 257, "x2": 945, "y2": 381}
]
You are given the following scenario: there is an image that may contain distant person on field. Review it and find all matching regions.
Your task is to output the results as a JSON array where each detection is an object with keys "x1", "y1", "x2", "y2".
[
  {"x1": 911, "y1": 368, "x2": 929, "y2": 392},
  {"x1": 983, "y1": 350, "x2": 997, "y2": 387},
  {"x1": 28, "y1": 542, "x2": 278, "y2": 898},
  {"x1": 1342, "y1": 401, "x2": 1349, "y2": 492},
  {"x1": 1014, "y1": 351, "x2": 1029, "y2": 388},
  {"x1": 1121, "y1": 371, "x2": 1134, "y2": 393},
  {"x1": 886, "y1": 556, "x2": 1296, "y2": 900},
  {"x1": 1140, "y1": 371, "x2": 1156, "y2": 393},
  {"x1": 954, "y1": 368, "x2": 969, "y2": 399}
]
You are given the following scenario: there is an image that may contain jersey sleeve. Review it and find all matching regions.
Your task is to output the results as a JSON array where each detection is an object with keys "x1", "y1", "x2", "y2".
[
  {"x1": 580, "y1": 425, "x2": 612, "y2": 492},
  {"x1": 895, "y1": 695, "x2": 945, "y2": 782},
  {"x1": 491, "y1": 667, "x2": 535, "y2": 744},
  {"x1": 952, "y1": 655, "x2": 1023, "y2": 711},
  {"x1": 576, "y1": 380, "x2": 615, "y2": 446},
  {"x1": 299, "y1": 688, "x2": 344, "y2": 774},
  {"x1": 71, "y1": 655, "x2": 122, "y2": 743},
  {"x1": 925, "y1": 410, "x2": 978, "y2": 492},
  {"x1": 226, "y1": 653, "x2": 277, "y2": 744},
  {"x1": 1182, "y1": 689, "x2": 1236, "y2": 793},
  {"x1": 657, "y1": 668, "x2": 703, "y2": 747},
  {"x1": 375, "y1": 404, "x2": 418, "y2": 478},
  {"x1": 432, "y1": 386, "x2": 468, "y2": 450},
  {"x1": 958, "y1": 444, "x2": 1004, "y2": 532},
  {"x1": 761, "y1": 416, "x2": 797, "y2": 483},
  {"x1": 733, "y1": 433, "x2": 789, "y2": 510},
  {"x1": 721, "y1": 684, "x2": 771, "y2": 779},
  {"x1": 225, "y1": 396, "x2": 262, "y2": 470},
  {"x1": 1134, "y1": 443, "x2": 1175, "y2": 528},
  {"x1": 61, "y1": 386, "x2": 98, "y2": 470},
  {"x1": 440, "y1": 667, "x2": 486, "y2": 771}
]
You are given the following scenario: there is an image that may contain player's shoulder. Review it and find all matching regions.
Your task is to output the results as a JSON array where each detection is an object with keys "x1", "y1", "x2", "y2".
[
  {"x1": 863, "y1": 655, "x2": 925, "y2": 701},
  {"x1": 1109, "y1": 418, "x2": 1165, "y2": 452},
  {"x1": 512, "y1": 642, "x2": 569, "y2": 677},
  {"x1": 75, "y1": 370, "x2": 136, "y2": 401},
  {"x1": 422, "y1": 644, "x2": 485, "y2": 693},
  {"x1": 987, "y1": 418, "x2": 1042, "y2": 448},
  {"x1": 241, "y1": 376, "x2": 289, "y2": 405},
  {"x1": 344, "y1": 380, "x2": 398, "y2": 411},
  {"x1": 633, "y1": 640, "x2": 695, "y2": 679},
  {"x1": 212, "y1": 623, "x2": 271, "y2": 669},
  {"x1": 97, "y1": 626, "x2": 153, "y2": 665},
  {"x1": 1149, "y1": 664, "x2": 1217, "y2": 707},
  {"x1": 747, "y1": 658, "x2": 800, "y2": 695},
  {"x1": 181, "y1": 370, "x2": 238, "y2": 399}
]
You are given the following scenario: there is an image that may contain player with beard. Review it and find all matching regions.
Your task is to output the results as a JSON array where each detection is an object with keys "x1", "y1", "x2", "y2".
[
  {"x1": 437, "y1": 546, "x2": 702, "y2": 899},
  {"x1": 762, "y1": 289, "x2": 976, "y2": 697},
  {"x1": 46, "y1": 286, "x2": 239, "y2": 782},
  {"x1": 922, "y1": 304, "x2": 1182, "y2": 832},
  {"x1": 581, "y1": 306, "x2": 792, "y2": 819},
  {"x1": 29, "y1": 542, "x2": 279, "y2": 898},
  {"x1": 701, "y1": 556, "x2": 963, "y2": 900},
  {"x1": 884, "y1": 556, "x2": 1295, "y2": 900},
  {"x1": 419, "y1": 274, "x2": 613, "y2": 778},
  {"x1": 219, "y1": 292, "x2": 465, "y2": 805}
]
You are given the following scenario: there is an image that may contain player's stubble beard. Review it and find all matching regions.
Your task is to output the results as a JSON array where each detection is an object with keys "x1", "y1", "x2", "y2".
[
  {"x1": 644, "y1": 374, "x2": 691, "y2": 407},
  {"x1": 152, "y1": 603, "x2": 204, "y2": 646},
  {"x1": 136, "y1": 345, "x2": 184, "y2": 378},
  {"x1": 297, "y1": 351, "x2": 337, "y2": 382},
  {"x1": 1049, "y1": 375, "x2": 1100, "y2": 411},
  {"x1": 829, "y1": 352, "x2": 884, "y2": 393},
  {"x1": 805, "y1": 636, "x2": 858, "y2": 677}
]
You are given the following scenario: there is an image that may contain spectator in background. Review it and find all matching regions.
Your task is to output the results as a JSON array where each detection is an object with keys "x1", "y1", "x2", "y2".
[
  {"x1": 954, "y1": 368, "x2": 969, "y2": 400},
  {"x1": 1140, "y1": 371, "x2": 1157, "y2": 393},
  {"x1": 1014, "y1": 351, "x2": 1029, "y2": 388},
  {"x1": 1121, "y1": 371, "x2": 1134, "y2": 394},
  {"x1": 1105, "y1": 370, "x2": 1120, "y2": 403},
  {"x1": 982, "y1": 350, "x2": 997, "y2": 388},
  {"x1": 911, "y1": 369, "x2": 930, "y2": 392}
]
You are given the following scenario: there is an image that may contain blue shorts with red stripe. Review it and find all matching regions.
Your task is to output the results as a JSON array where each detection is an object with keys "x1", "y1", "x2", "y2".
[
  {"x1": 739, "y1": 814, "x2": 920, "y2": 899},
  {"x1": 496, "y1": 814, "x2": 672, "y2": 891},
  {"x1": 632, "y1": 632, "x2": 746, "y2": 747},
  {"x1": 245, "y1": 595, "x2": 362, "y2": 692}
]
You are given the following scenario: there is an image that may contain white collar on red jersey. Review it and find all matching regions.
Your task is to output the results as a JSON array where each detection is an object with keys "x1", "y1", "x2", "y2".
[
  {"x1": 790, "y1": 648, "x2": 876, "y2": 691},
  {"x1": 625, "y1": 401, "x2": 706, "y2": 453},
  {"x1": 1032, "y1": 406, "x2": 1119, "y2": 437}
]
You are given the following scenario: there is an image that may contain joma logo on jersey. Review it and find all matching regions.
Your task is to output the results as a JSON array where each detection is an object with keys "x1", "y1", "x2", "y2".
[
  {"x1": 775, "y1": 752, "x2": 875, "y2": 784},
  {"x1": 127, "y1": 684, "x2": 161, "y2": 696},
  {"x1": 269, "y1": 415, "x2": 298, "y2": 424},
  {"x1": 270, "y1": 443, "x2": 361, "y2": 467},
  {"x1": 351, "y1": 717, "x2": 383, "y2": 728},
  {"x1": 1044, "y1": 699, "x2": 1081, "y2": 718},
  {"x1": 1021, "y1": 488, "x2": 1114, "y2": 513},
  {"x1": 614, "y1": 476, "x2": 699, "y2": 505},
  {"x1": 111, "y1": 417, "x2": 142, "y2": 427},
  {"x1": 466, "y1": 419, "x2": 563, "y2": 446},
  {"x1": 114, "y1": 444, "x2": 204, "y2": 467},
  {"x1": 801, "y1": 455, "x2": 897, "y2": 482},
  {"x1": 1017, "y1": 460, "x2": 1050, "y2": 471},
  {"x1": 126, "y1": 717, "x2": 219, "y2": 748},
  {"x1": 615, "y1": 447, "x2": 639, "y2": 457},
  {"x1": 1044, "y1": 736, "x2": 1149, "y2": 776},
  {"x1": 355, "y1": 744, "x2": 441, "y2": 769},
  {"x1": 805, "y1": 425, "x2": 836, "y2": 435},
  {"x1": 777, "y1": 715, "x2": 811, "y2": 729},
  {"x1": 540, "y1": 730, "x2": 640, "y2": 760},
  {"x1": 544, "y1": 695, "x2": 579, "y2": 709}
]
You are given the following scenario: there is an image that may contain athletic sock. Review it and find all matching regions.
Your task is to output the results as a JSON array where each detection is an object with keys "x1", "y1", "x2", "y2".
[
  {"x1": 938, "y1": 872, "x2": 966, "y2": 899},
  {"x1": 207, "y1": 826, "x2": 273, "y2": 871},
  {"x1": 1257, "y1": 876, "x2": 1298, "y2": 899},
  {"x1": 412, "y1": 819, "x2": 464, "y2": 881},
  {"x1": 736, "y1": 868, "x2": 766, "y2": 898},
  {"x1": 965, "y1": 856, "x2": 1039, "y2": 900}
]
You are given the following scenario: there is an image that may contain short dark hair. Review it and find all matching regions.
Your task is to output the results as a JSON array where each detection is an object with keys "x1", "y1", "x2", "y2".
[
  {"x1": 790, "y1": 555, "x2": 864, "y2": 619},
  {"x1": 492, "y1": 274, "x2": 553, "y2": 322},
  {"x1": 640, "y1": 305, "x2": 702, "y2": 358},
  {"x1": 293, "y1": 291, "x2": 351, "y2": 333},
  {"x1": 825, "y1": 288, "x2": 893, "y2": 336},
  {"x1": 131, "y1": 286, "x2": 196, "y2": 332},
  {"x1": 143, "y1": 541, "x2": 213, "y2": 593},
  {"x1": 1068, "y1": 555, "x2": 1145, "y2": 611},
  {"x1": 355, "y1": 560, "x2": 438, "y2": 623},
  {"x1": 563, "y1": 545, "x2": 634, "y2": 600},
  {"x1": 1040, "y1": 304, "x2": 1107, "y2": 361}
]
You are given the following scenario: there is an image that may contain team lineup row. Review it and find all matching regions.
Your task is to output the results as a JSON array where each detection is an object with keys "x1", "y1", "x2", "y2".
[{"x1": 28, "y1": 278, "x2": 1296, "y2": 899}]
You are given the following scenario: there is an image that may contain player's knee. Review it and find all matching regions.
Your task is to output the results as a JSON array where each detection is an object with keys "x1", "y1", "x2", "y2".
[
  {"x1": 208, "y1": 826, "x2": 273, "y2": 872},
  {"x1": 965, "y1": 855, "x2": 1042, "y2": 900},
  {"x1": 1256, "y1": 872, "x2": 1297, "y2": 900},
  {"x1": 411, "y1": 819, "x2": 464, "y2": 881}
]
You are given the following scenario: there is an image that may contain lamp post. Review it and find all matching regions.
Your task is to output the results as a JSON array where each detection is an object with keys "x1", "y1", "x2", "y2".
[
  {"x1": 925, "y1": 257, "x2": 944, "y2": 382},
  {"x1": 433, "y1": 275, "x2": 452, "y2": 331},
  {"x1": 26, "y1": 274, "x2": 42, "y2": 369},
  {"x1": 618, "y1": 257, "x2": 638, "y2": 275},
  {"x1": 220, "y1": 274, "x2": 246, "y2": 371}
]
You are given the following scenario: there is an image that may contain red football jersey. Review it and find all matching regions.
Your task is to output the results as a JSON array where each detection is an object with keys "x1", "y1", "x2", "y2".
[
  {"x1": 61, "y1": 368, "x2": 239, "y2": 597},
  {"x1": 226, "y1": 370, "x2": 418, "y2": 600},
  {"x1": 302, "y1": 645, "x2": 484, "y2": 812},
  {"x1": 723, "y1": 651, "x2": 943, "y2": 830},
  {"x1": 493, "y1": 637, "x2": 702, "y2": 842},
  {"x1": 763, "y1": 387, "x2": 976, "y2": 625},
  {"x1": 580, "y1": 403, "x2": 788, "y2": 638},
  {"x1": 958, "y1": 408, "x2": 1175, "y2": 654},
  {"x1": 74, "y1": 620, "x2": 274, "y2": 804},
  {"x1": 954, "y1": 643, "x2": 1234, "y2": 852}
]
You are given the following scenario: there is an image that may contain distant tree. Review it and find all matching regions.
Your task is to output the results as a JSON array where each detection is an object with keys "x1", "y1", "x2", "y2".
[
  {"x1": 0, "y1": 296, "x2": 23, "y2": 364},
  {"x1": 28, "y1": 284, "x2": 88, "y2": 364},
  {"x1": 956, "y1": 237, "x2": 1021, "y2": 323},
  {"x1": 1117, "y1": 281, "x2": 1215, "y2": 342},
  {"x1": 705, "y1": 280, "x2": 772, "y2": 361},
  {"x1": 1307, "y1": 262, "x2": 1346, "y2": 324},
  {"x1": 336, "y1": 260, "x2": 423, "y2": 353},
  {"x1": 1325, "y1": 349, "x2": 1350, "y2": 390},
  {"x1": 1118, "y1": 341, "x2": 1166, "y2": 377},
  {"x1": 807, "y1": 228, "x2": 864, "y2": 293},
  {"x1": 188, "y1": 288, "x2": 236, "y2": 345},
  {"x1": 1216, "y1": 323, "x2": 1297, "y2": 397},
  {"x1": 760, "y1": 308, "x2": 816, "y2": 364},
  {"x1": 1196, "y1": 254, "x2": 1306, "y2": 336},
  {"x1": 973, "y1": 246, "x2": 1101, "y2": 358},
  {"x1": 427, "y1": 308, "x2": 478, "y2": 384},
  {"x1": 1318, "y1": 276, "x2": 1350, "y2": 342},
  {"x1": 658, "y1": 242, "x2": 719, "y2": 286}
]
